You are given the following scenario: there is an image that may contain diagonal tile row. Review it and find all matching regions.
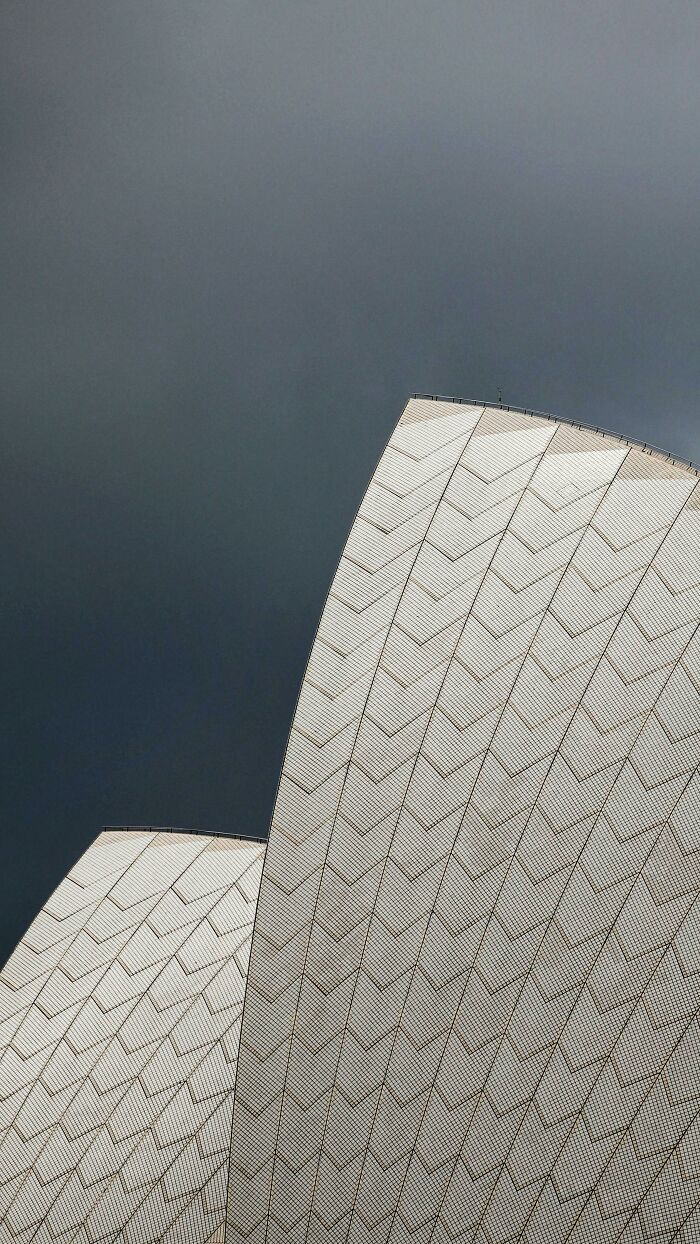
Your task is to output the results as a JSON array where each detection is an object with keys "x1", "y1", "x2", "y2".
[
  {"x1": 0, "y1": 829, "x2": 264, "y2": 1244},
  {"x1": 226, "y1": 399, "x2": 700, "y2": 1244},
  {"x1": 3, "y1": 396, "x2": 700, "y2": 1244}
]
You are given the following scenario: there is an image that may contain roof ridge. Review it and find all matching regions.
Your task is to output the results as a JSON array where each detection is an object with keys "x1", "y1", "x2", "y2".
[
  {"x1": 409, "y1": 393, "x2": 699, "y2": 476},
  {"x1": 101, "y1": 824, "x2": 267, "y2": 844}
]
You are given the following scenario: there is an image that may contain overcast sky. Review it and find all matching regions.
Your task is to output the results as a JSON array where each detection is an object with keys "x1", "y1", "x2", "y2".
[{"x1": 1, "y1": 1, "x2": 699, "y2": 964}]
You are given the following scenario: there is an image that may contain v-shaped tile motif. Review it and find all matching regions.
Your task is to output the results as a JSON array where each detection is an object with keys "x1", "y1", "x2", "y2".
[
  {"x1": 226, "y1": 398, "x2": 700, "y2": 1244},
  {"x1": 3, "y1": 396, "x2": 700, "y2": 1244},
  {"x1": 0, "y1": 829, "x2": 264, "y2": 1244}
]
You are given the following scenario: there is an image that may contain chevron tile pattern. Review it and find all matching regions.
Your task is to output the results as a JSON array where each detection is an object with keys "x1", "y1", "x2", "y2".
[
  {"x1": 0, "y1": 828, "x2": 264, "y2": 1244},
  {"x1": 226, "y1": 398, "x2": 700, "y2": 1244},
  {"x1": 2, "y1": 396, "x2": 699, "y2": 1244}
]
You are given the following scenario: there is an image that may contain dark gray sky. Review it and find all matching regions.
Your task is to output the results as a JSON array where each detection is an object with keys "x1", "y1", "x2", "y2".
[{"x1": 2, "y1": 1, "x2": 699, "y2": 965}]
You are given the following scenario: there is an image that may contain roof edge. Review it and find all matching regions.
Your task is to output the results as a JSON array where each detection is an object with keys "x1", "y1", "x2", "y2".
[
  {"x1": 101, "y1": 824, "x2": 267, "y2": 845},
  {"x1": 410, "y1": 393, "x2": 699, "y2": 476}
]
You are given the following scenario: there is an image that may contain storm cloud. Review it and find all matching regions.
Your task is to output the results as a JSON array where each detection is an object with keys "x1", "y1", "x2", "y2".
[{"x1": 1, "y1": 1, "x2": 699, "y2": 963}]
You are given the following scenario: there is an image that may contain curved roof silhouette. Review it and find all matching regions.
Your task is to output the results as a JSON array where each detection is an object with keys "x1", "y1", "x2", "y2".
[
  {"x1": 2, "y1": 398, "x2": 700, "y2": 1244},
  {"x1": 0, "y1": 828, "x2": 263, "y2": 1244},
  {"x1": 227, "y1": 399, "x2": 700, "y2": 1244}
]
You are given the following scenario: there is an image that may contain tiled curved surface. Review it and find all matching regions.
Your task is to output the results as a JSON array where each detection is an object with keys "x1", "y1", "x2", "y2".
[
  {"x1": 227, "y1": 399, "x2": 700, "y2": 1244},
  {"x1": 0, "y1": 827, "x2": 264, "y2": 1244}
]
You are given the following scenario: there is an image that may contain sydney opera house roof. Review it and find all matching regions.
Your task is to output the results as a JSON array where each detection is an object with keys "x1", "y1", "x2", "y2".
[
  {"x1": 0, "y1": 828, "x2": 264, "y2": 1243},
  {"x1": 2, "y1": 397, "x2": 700, "y2": 1243}
]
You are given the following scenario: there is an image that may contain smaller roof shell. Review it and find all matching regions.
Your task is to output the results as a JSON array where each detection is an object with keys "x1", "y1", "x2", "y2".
[{"x1": 0, "y1": 827, "x2": 264, "y2": 1244}]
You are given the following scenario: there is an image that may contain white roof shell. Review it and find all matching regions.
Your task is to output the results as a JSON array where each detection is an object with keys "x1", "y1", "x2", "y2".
[
  {"x1": 2, "y1": 397, "x2": 700, "y2": 1244},
  {"x1": 0, "y1": 828, "x2": 264, "y2": 1244},
  {"x1": 227, "y1": 399, "x2": 700, "y2": 1244}
]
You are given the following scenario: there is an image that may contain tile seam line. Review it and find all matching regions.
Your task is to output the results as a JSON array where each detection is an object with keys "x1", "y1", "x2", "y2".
[
  {"x1": 381, "y1": 464, "x2": 699, "y2": 1244},
  {"x1": 297, "y1": 420, "x2": 564, "y2": 1244},
  {"x1": 75, "y1": 899, "x2": 255, "y2": 1244},
  {"x1": 567, "y1": 923, "x2": 700, "y2": 1244},
  {"x1": 258, "y1": 406, "x2": 489, "y2": 1204},
  {"x1": 466, "y1": 635, "x2": 700, "y2": 1241},
  {"x1": 411, "y1": 394, "x2": 700, "y2": 476},
  {"x1": 13, "y1": 835, "x2": 255, "y2": 1243},
  {"x1": 667, "y1": 1177, "x2": 700, "y2": 1242},
  {"x1": 55, "y1": 953, "x2": 243, "y2": 1240},
  {"x1": 0, "y1": 831, "x2": 159, "y2": 1064},
  {"x1": 420, "y1": 559, "x2": 700, "y2": 1244},
  {"x1": 223, "y1": 403, "x2": 488, "y2": 1241},
  {"x1": 1, "y1": 829, "x2": 215, "y2": 1232},
  {"x1": 333, "y1": 439, "x2": 634, "y2": 1244}
]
